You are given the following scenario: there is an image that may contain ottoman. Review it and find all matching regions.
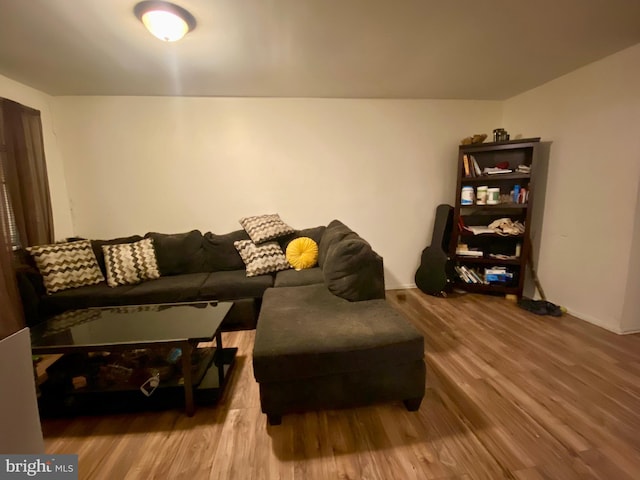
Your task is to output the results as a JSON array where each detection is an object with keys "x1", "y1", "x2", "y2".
[{"x1": 253, "y1": 284, "x2": 426, "y2": 425}]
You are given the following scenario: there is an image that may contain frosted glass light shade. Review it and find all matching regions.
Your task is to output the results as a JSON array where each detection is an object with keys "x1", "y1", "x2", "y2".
[
  {"x1": 141, "y1": 10, "x2": 188, "y2": 42},
  {"x1": 134, "y1": 1, "x2": 196, "y2": 42}
]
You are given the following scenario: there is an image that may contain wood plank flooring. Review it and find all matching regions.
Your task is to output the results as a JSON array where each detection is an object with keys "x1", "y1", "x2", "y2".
[{"x1": 42, "y1": 289, "x2": 640, "y2": 479}]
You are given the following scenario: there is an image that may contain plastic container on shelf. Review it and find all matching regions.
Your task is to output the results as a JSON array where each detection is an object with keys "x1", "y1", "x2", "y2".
[
  {"x1": 487, "y1": 188, "x2": 500, "y2": 205},
  {"x1": 461, "y1": 186, "x2": 474, "y2": 205},
  {"x1": 512, "y1": 185, "x2": 521, "y2": 203},
  {"x1": 476, "y1": 186, "x2": 488, "y2": 205}
]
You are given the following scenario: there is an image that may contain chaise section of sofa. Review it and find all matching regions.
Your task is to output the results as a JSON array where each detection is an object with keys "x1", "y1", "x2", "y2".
[
  {"x1": 253, "y1": 220, "x2": 423, "y2": 424},
  {"x1": 253, "y1": 284, "x2": 425, "y2": 424}
]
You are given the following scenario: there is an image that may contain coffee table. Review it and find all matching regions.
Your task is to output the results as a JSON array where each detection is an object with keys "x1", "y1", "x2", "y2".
[{"x1": 30, "y1": 301, "x2": 235, "y2": 417}]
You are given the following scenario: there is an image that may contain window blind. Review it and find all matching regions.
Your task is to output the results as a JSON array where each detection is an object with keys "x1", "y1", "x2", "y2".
[{"x1": 0, "y1": 148, "x2": 20, "y2": 248}]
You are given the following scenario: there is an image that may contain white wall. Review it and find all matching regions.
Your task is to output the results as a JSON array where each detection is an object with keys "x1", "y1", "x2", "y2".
[
  {"x1": 0, "y1": 74, "x2": 74, "y2": 239},
  {"x1": 620, "y1": 179, "x2": 640, "y2": 333},
  {"x1": 503, "y1": 43, "x2": 640, "y2": 333},
  {"x1": 52, "y1": 97, "x2": 501, "y2": 288},
  {"x1": 0, "y1": 328, "x2": 44, "y2": 453}
]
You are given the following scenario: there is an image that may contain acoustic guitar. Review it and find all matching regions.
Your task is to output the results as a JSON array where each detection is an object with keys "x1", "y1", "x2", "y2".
[{"x1": 415, "y1": 204, "x2": 455, "y2": 296}]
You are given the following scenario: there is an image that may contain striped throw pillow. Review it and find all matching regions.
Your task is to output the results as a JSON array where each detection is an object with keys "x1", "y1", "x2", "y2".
[
  {"x1": 234, "y1": 240, "x2": 290, "y2": 277},
  {"x1": 26, "y1": 240, "x2": 105, "y2": 294},
  {"x1": 102, "y1": 238, "x2": 160, "y2": 287},
  {"x1": 239, "y1": 214, "x2": 295, "y2": 244}
]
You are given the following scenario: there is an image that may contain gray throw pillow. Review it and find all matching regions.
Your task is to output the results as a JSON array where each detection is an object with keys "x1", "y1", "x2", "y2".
[
  {"x1": 145, "y1": 230, "x2": 205, "y2": 275},
  {"x1": 277, "y1": 225, "x2": 327, "y2": 252},
  {"x1": 202, "y1": 229, "x2": 250, "y2": 271},
  {"x1": 318, "y1": 220, "x2": 358, "y2": 269},
  {"x1": 322, "y1": 237, "x2": 385, "y2": 301}
]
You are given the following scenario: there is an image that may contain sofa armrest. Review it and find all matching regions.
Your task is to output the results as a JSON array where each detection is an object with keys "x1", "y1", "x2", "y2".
[{"x1": 15, "y1": 269, "x2": 43, "y2": 326}]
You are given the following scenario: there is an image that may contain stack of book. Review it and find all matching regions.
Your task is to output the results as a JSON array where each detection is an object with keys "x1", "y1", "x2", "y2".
[
  {"x1": 483, "y1": 167, "x2": 513, "y2": 175},
  {"x1": 462, "y1": 155, "x2": 482, "y2": 178},
  {"x1": 455, "y1": 265, "x2": 486, "y2": 284}
]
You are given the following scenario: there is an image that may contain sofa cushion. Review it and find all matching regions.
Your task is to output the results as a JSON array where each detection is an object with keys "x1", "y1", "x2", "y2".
[
  {"x1": 234, "y1": 240, "x2": 290, "y2": 277},
  {"x1": 202, "y1": 230, "x2": 250, "y2": 271},
  {"x1": 274, "y1": 268, "x2": 324, "y2": 288},
  {"x1": 239, "y1": 214, "x2": 295, "y2": 244},
  {"x1": 145, "y1": 230, "x2": 207, "y2": 275},
  {"x1": 91, "y1": 235, "x2": 143, "y2": 276},
  {"x1": 40, "y1": 282, "x2": 137, "y2": 314},
  {"x1": 253, "y1": 284, "x2": 424, "y2": 383},
  {"x1": 323, "y1": 237, "x2": 385, "y2": 301},
  {"x1": 103, "y1": 238, "x2": 161, "y2": 287},
  {"x1": 317, "y1": 220, "x2": 359, "y2": 268},
  {"x1": 121, "y1": 273, "x2": 210, "y2": 304},
  {"x1": 198, "y1": 270, "x2": 273, "y2": 300},
  {"x1": 26, "y1": 240, "x2": 105, "y2": 294},
  {"x1": 277, "y1": 226, "x2": 326, "y2": 251}
]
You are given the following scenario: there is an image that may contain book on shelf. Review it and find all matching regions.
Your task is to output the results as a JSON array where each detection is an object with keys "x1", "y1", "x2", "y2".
[
  {"x1": 455, "y1": 265, "x2": 486, "y2": 284},
  {"x1": 470, "y1": 155, "x2": 482, "y2": 176},
  {"x1": 467, "y1": 268, "x2": 484, "y2": 284},
  {"x1": 463, "y1": 155, "x2": 471, "y2": 177},
  {"x1": 455, "y1": 266, "x2": 473, "y2": 283},
  {"x1": 456, "y1": 249, "x2": 483, "y2": 257},
  {"x1": 483, "y1": 167, "x2": 513, "y2": 175}
]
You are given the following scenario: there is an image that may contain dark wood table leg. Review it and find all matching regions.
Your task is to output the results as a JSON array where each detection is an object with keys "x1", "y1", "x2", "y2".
[
  {"x1": 215, "y1": 331, "x2": 224, "y2": 385},
  {"x1": 181, "y1": 341, "x2": 195, "y2": 416}
]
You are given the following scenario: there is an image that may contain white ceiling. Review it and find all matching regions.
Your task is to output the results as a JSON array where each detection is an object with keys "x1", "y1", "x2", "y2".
[{"x1": 1, "y1": 0, "x2": 639, "y2": 100}]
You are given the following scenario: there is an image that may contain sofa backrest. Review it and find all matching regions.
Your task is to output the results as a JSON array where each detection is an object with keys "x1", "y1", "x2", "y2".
[
  {"x1": 202, "y1": 229, "x2": 251, "y2": 271},
  {"x1": 91, "y1": 235, "x2": 143, "y2": 276},
  {"x1": 145, "y1": 230, "x2": 208, "y2": 275}
]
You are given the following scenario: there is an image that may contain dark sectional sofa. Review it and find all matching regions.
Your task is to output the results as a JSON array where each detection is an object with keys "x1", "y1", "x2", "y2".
[
  {"x1": 16, "y1": 224, "x2": 331, "y2": 329},
  {"x1": 16, "y1": 220, "x2": 387, "y2": 329},
  {"x1": 16, "y1": 219, "x2": 425, "y2": 423}
]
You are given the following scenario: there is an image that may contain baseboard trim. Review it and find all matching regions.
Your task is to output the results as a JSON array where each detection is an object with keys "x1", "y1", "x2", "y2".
[
  {"x1": 619, "y1": 327, "x2": 640, "y2": 335},
  {"x1": 385, "y1": 283, "x2": 416, "y2": 291},
  {"x1": 565, "y1": 309, "x2": 626, "y2": 335},
  {"x1": 384, "y1": 286, "x2": 638, "y2": 335}
]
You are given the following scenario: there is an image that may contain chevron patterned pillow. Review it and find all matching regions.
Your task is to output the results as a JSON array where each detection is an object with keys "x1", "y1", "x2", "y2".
[
  {"x1": 102, "y1": 238, "x2": 161, "y2": 287},
  {"x1": 234, "y1": 240, "x2": 290, "y2": 277},
  {"x1": 239, "y1": 214, "x2": 295, "y2": 244},
  {"x1": 26, "y1": 240, "x2": 105, "y2": 294}
]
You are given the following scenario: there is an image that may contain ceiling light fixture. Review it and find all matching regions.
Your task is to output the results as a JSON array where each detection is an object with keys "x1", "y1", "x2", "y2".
[{"x1": 134, "y1": 1, "x2": 196, "y2": 42}]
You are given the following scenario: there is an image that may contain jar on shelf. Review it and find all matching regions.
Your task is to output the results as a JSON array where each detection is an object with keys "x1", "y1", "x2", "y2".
[{"x1": 461, "y1": 186, "x2": 474, "y2": 205}]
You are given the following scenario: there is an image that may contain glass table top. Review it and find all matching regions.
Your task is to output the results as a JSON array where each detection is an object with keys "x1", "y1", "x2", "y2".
[{"x1": 30, "y1": 302, "x2": 232, "y2": 351}]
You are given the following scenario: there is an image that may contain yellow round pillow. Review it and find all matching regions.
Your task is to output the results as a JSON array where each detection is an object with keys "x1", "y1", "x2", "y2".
[{"x1": 285, "y1": 237, "x2": 319, "y2": 271}]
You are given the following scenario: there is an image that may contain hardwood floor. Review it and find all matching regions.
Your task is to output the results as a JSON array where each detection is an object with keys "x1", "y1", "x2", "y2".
[{"x1": 42, "y1": 289, "x2": 640, "y2": 480}]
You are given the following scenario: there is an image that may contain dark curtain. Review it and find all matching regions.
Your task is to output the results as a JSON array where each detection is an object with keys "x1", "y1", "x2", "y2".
[
  {"x1": 1, "y1": 99, "x2": 54, "y2": 247},
  {"x1": 0, "y1": 99, "x2": 53, "y2": 339}
]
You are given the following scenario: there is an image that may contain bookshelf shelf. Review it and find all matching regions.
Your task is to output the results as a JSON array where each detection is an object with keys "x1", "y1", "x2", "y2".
[
  {"x1": 452, "y1": 282, "x2": 520, "y2": 295},
  {"x1": 460, "y1": 203, "x2": 528, "y2": 210},
  {"x1": 459, "y1": 231, "x2": 524, "y2": 238},
  {"x1": 454, "y1": 256, "x2": 521, "y2": 266},
  {"x1": 461, "y1": 173, "x2": 531, "y2": 183},
  {"x1": 449, "y1": 138, "x2": 541, "y2": 298}
]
